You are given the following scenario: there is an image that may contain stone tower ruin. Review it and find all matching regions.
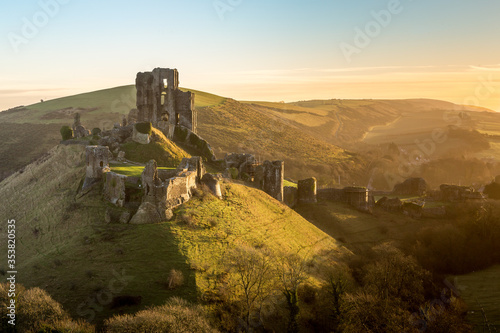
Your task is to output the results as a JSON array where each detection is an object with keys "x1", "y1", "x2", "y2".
[{"x1": 136, "y1": 68, "x2": 196, "y2": 139}]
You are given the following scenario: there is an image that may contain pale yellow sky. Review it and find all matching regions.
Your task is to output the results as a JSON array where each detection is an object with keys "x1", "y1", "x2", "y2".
[{"x1": 2, "y1": 65, "x2": 499, "y2": 112}]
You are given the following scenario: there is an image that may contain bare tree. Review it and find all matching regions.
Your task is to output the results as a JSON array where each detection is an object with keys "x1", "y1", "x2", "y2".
[
  {"x1": 226, "y1": 246, "x2": 274, "y2": 331},
  {"x1": 275, "y1": 253, "x2": 309, "y2": 333}
]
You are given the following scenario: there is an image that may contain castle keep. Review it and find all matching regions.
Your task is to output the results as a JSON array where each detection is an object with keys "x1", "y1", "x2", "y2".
[{"x1": 136, "y1": 68, "x2": 196, "y2": 139}]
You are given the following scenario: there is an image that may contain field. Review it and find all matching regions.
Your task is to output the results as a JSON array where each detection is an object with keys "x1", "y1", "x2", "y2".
[{"x1": 455, "y1": 265, "x2": 500, "y2": 330}]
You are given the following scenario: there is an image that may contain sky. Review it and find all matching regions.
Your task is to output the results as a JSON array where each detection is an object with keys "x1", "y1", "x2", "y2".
[{"x1": 1, "y1": 0, "x2": 500, "y2": 111}]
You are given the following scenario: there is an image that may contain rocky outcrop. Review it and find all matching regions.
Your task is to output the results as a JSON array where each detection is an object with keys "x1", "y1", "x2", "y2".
[{"x1": 298, "y1": 178, "x2": 317, "y2": 203}]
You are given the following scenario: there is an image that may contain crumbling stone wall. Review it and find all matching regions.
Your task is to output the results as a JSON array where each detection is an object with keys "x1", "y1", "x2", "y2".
[
  {"x1": 317, "y1": 186, "x2": 370, "y2": 210},
  {"x1": 72, "y1": 112, "x2": 91, "y2": 138},
  {"x1": 83, "y1": 145, "x2": 111, "y2": 190},
  {"x1": 393, "y1": 178, "x2": 427, "y2": 196},
  {"x1": 262, "y1": 160, "x2": 284, "y2": 202},
  {"x1": 136, "y1": 68, "x2": 196, "y2": 139},
  {"x1": 283, "y1": 186, "x2": 298, "y2": 207},
  {"x1": 129, "y1": 156, "x2": 219, "y2": 224},
  {"x1": 103, "y1": 172, "x2": 127, "y2": 207},
  {"x1": 439, "y1": 184, "x2": 474, "y2": 202},
  {"x1": 344, "y1": 187, "x2": 369, "y2": 209},
  {"x1": 174, "y1": 126, "x2": 217, "y2": 162},
  {"x1": 85, "y1": 146, "x2": 111, "y2": 179},
  {"x1": 298, "y1": 178, "x2": 317, "y2": 203}
]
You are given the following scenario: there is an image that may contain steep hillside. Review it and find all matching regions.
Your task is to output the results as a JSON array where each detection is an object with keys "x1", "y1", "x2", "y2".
[
  {"x1": 0, "y1": 143, "x2": 342, "y2": 326},
  {"x1": 195, "y1": 98, "x2": 361, "y2": 184}
]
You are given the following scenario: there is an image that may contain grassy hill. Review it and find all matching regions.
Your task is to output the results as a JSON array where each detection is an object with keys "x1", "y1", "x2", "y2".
[
  {"x1": 2, "y1": 84, "x2": 500, "y2": 188},
  {"x1": 0, "y1": 143, "x2": 342, "y2": 327}
]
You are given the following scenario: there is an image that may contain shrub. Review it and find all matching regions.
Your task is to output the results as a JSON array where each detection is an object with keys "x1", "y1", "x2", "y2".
[
  {"x1": 91, "y1": 127, "x2": 101, "y2": 136},
  {"x1": 0, "y1": 284, "x2": 93, "y2": 332},
  {"x1": 180, "y1": 213, "x2": 196, "y2": 228},
  {"x1": 167, "y1": 269, "x2": 185, "y2": 289},
  {"x1": 60, "y1": 126, "x2": 73, "y2": 140},
  {"x1": 105, "y1": 297, "x2": 218, "y2": 333},
  {"x1": 38, "y1": 319, "x2": 95, "y2": 333},
  {"x1": 135, "y1": 122, "x2": 152, "y2": 135},
  {"x1": 229, "y1": 167, "x2": 239, "y2": 179}
]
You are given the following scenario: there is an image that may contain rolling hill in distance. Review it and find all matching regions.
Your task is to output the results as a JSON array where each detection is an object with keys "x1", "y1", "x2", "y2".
[{"x1": 2, "y1": 85, "x2": 500, "y2": 189}]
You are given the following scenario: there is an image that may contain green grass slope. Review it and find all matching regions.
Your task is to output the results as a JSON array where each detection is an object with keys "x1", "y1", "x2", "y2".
[
  {"x1": 0, "y1": 143, "x2": 342, "y2": 327},
  {"x1": 121, "y1": 128, "x2": 191, "y2": 167}
]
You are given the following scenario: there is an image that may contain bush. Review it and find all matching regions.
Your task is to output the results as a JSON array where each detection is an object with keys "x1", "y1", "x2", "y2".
[
  {"x1": 105, "y1": 297, "x2": 218, "y2": 333},
  {"x1": 60, "y1": 126, "x2": 73, "y2": 140},
  {"x1": 91, "y1": 127, "x2": 101, "y2": 136},
  {"x1": 135, "y1": 122, "x2": 152, "y2": 135},
  {"x1": 167, "y1": 269, "x2": 185, "y2": 289},
  {"x1": 0, "y1": 283, "x2": 94, "y2": 332},
  {"x1": 229, "y1": 167, "x2": 239, "y2": 179}
]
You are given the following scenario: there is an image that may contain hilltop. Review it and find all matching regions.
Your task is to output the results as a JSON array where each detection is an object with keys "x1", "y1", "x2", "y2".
[{"x1": 0, "y1": 143, "x2": 342, "y2": 326}]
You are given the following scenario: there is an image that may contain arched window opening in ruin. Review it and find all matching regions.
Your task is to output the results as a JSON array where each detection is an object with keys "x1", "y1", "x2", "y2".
[
  {"x1": 175, "y1": 113, "x2": 180, "y2": 125},
  {"x1": 100, "y1": 161, "x2": 104, "y2": 168},
  {"x1": 162, "y1": 113, "x2": 169, "y2": 122},
  {"x1": 161, "y1": 93, "x2": 165, "y2": 106},
  {"x1": 163, "y1": 79, "x2": 168, "y2": 89}
]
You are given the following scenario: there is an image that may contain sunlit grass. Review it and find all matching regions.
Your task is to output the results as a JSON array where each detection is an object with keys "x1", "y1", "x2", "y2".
[{"x1": 110, "y1": 164, "x2": 175, "y2": 177}]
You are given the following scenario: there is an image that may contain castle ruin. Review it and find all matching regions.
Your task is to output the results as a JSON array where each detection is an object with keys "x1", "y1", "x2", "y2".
[{"x1": 136, "y1": 68, "x2": 196, "y2": 139}]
